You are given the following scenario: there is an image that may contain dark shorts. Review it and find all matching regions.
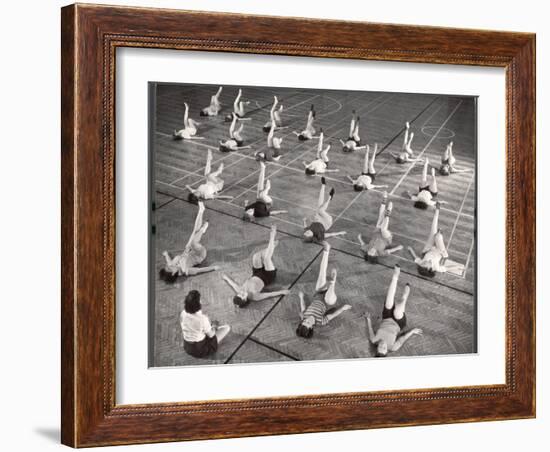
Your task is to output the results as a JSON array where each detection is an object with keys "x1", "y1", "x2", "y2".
[
  {"x1": 305, "y1": 167, "x2": 316, "y2": 175},
  {"x1": 219, "y1": 144, "x2": 232, "y2": 153},
  {"x1": 396, "y1": 156, "x2": 407, "y2": 164},
  {"x1": 362, "y1": 171, "x2": 376, "y2": 181},
  {"x1": 298, "y1": 134, "x2": 308, "y2": 141},
  {"x1": 417, "y1": 263, "x2": 437, "y2": 278},
  {"x1": 252, "y1": 266, "x2": 277, "y2": 286},
  {"x1": 235, "y1": 139, "x2": 244, "y2": 147},
  {"x1": 245, "y1": 201, "x2": 270, "y2": 218},
  {"x1": 184, "y1": 335, "x2": 218, "y2": 358},
  {"x1": 419, "y1": 185, "x2": 438, "y2": 198},
  {"x1": 382, "y1": 306, "x2": 407, "y2": 330}
]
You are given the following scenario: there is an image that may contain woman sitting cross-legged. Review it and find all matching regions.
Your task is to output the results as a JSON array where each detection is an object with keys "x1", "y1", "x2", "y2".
[
  {"x1": 222, "y1": 225, "x2": 290, "y2": 308},
  {"x1": 243, "y1": 162, "x2": 288, "y2": 221},
  {"x1": 180, "y1": 290, "x2": 231, "y2": 358},
  {"x1": 358, "y1": 192, "x2": 403, "y2": 263},
  {"x1": 365, "y1": 265, "x2": 423, "y2": 357},
  {"x1": 296, "y1": 242, "x2": 352, "y2": 338},
  {"x1": 159, "y1": 201, "x2": 219, "y2": 283}
]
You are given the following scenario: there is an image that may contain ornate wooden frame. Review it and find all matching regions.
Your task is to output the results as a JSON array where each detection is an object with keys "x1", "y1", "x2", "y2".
[{"x1": 61, "y1": 3, "x2": 536, "y2": 447}]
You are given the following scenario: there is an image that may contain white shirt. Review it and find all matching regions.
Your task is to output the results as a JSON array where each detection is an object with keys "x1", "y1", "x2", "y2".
[{"x1": 180, "y1": 310, "x2": 212, "y2": 342}]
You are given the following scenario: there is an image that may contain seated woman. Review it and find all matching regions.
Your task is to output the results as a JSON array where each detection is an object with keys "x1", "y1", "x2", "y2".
[
  {"x1": 262, "y1": 96, "x2": 285, "y2": 132},
  {"x1": 255, "y1": 120, "x2": 283, "y2": 162},
  {"x1": 200, "y1": 86, "x2": 223, "y2": 117},
  {"x1": 219, "y1": 113, "x2": 252, "y2": 152},
  {"x1": 389, "y1": 122, "x2": 423, "y2": 164},
  {"x1": 365, "y1": 265, "x2": 423, "y2": 357},
  {"x1": 159, "y1": 202, "x2": 219, "y2": 283},
  {"x1": 173, "y1": 102, "x2": 204, "y2": 140},
  {"x1": 293, "y1": 105, "x2": 317, "y2": 141},
  {"x1": 406, "y1": 159, "x2": 444, "y2": 209},
  {"x1": 225, "y1": 88, "x2": 251, "y2": 121},
  {"x1": 303, "y1": 177, "x2": 346, "y2": 243},
  {"x1": 347, "y1": 144, "x2": 388, "y2": 191},
  {"x1": 296, "y1": 242, "x2": 352, "y2": 338},
  {"x1": 439, "y1": 141, "x2": 472, "y2": 175},
  {"x1": 358, "y1": 192, "x2": 403, "y2": 263},
  {"x1": 243, "y1": 162, "x2": 288, "y2": 221},
  {"x1": 186, "y1": 150, "x2": 233, "y2": 203},
  {"x1": 340, "y1": 111, "x2": 366, "y2": 153},
  {"x1": 407, "y1": 203, "x2": 462, "y2": 277},
  {"x1": 180, "y1": 290, "x2": 231, "y2": 358},
  {"x1": 222, "y1": 225, "x2": 290, "y2": 308},
  {"x1": 303, "y1": 130, "x2": 339, "y2": 175}
]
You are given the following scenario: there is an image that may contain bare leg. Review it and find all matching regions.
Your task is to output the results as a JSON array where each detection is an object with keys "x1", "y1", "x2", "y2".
[
  {"x1": 191, "y1": 221, "x2": 209, "y2": 246},
  {"x1": 324, "y1": 268, "x2": 338, "y2": 306},
  {"x1": 422, "y1": 205, "x2": 440, "y2": 253},
  {"x1": 402, "y1": 122, "x2": 410, "y2": 150},
  {"x1": 421, "y1": 159, "x2": 429, "y2": 187},
  {"x1": 317, "y1": 178, "x2": 327, "y2": 208},
  {"x1": 315, "y1": 242, "x2": 330, "y2": 291},
  {"x1": 267, "y1": 121, "x2": 275, "y2": 147},
  {"x1": 207, "y1": 162, "x2": 224, "y2": 180},
  {"x1": 429, "y1": 167, "x2": 438, "y2": 193},
  {"x1": 406, "y1": 133, "x2": 414, "y2": 155},
  {"x1": 375, "y1": 196, "x2": 386, "y2": 229},
  {"x1": 393, "y1": 283, "x2": 410, "y2": 320},
  {"x1": 362, "y1": 146, "x2": 370, "y2": 174},
  {"x1": 260, "y1": 226, "x2": 278, "y2": 271},
  {"x1": 368, "y1": 143, "x2": 378, "y2": 173},
  {"x1": 215, "y1": 86, "x2": 223, "y2": 100},
  {"x1": 348, "y1": 115, "x2": 355, "y2": 138},
  {"x1": 233, "y1": 89, "x2": 242, "y2": 114},
  {"x1": 183, "y1": 102, "x2": 189, "y2": 129},
  {"x1": 316, "y1": 131, "x2": 324, "y2": 158},
  {"x1": 434, "y1": 231, "x2": 449, "y2": 259},
  {"x1": 204, "y1": 150, "x2": 212, "y2": 177},
  {"x1": 385, "y1": 265, "x2": 400, "y2": 310},
  {"x1": 352, "y1": 116, "x2": 360, "y2": 141},
  {"x1": 229, "y1": 113, "x2": 237, "y2": 138},
  {"x1": 256, "y1": 162, "x2": 266, "y2": 198},
  {"x1": 320, "y1": 145, "x2": 331, "y2": 163}
]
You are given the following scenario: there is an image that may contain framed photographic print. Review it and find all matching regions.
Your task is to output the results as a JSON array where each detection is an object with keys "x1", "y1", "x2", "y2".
[{"x1": 61, "y1": 3, "x2": 536, "y2": 447}]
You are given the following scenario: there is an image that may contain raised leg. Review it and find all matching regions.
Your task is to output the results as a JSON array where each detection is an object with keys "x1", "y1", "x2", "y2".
[
  {"x1": 362, "y1": 146, "x2": 370, "y2": 174},
  {"x1": 429, "y1": 167, "x2": 438, "y2": 193},
  {"x1": 315, "y1": 242, "x2": 330, "y2": 291},
  {"x1": 393, "y1": 283, "x2": 410, "y2": 320},
  {"x1": 422, "y1": 205, "x2": 440, "y2": 253},
  {"x1": 385, "y1": 265, "x2": 400, "y2": 310},
  {"x1": 368, "y1": 143, "x2": 378, "y2": 173},
  {"x1": 229, "y1": 113, "x2": 237, "y2": 138},
  {"x1": 324, "y1": 268, "x2": 338, "y2": 306},
  {"x1": 421, "y1": 159, "x2": 429, "y2": 187},
  {"x1": 434, "y1": 231, "x2": 449, "y2": 259},
  {"x1": 260, "y1": 225, "x2": 278, "y2": 271},
  {"x1": 317, "y1": 178, "x2": 327, "y2": 208},
  {"x1": 183, "y1": 102, "x2": 189, "y2": 128},
  {"x1": 256, "y1": 162, "x2": 266, "y2": 198},
  {"x1": 204, "y1": 149, "x2": 212, "y2": 177},
  {"x1": 352, "y1": 116, "x2": 360, "y2": 141}
]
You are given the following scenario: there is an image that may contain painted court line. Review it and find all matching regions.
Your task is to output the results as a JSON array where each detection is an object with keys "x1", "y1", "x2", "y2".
[
  {"x1": 446, "y1": 171, "x2": 476, "y2": 251},
  {"x1": 228, "y1": 92, "x2": 392, "y2": 203},
  {"x1": 389, "y1": 100, "x2": 464, "y2": 196}
]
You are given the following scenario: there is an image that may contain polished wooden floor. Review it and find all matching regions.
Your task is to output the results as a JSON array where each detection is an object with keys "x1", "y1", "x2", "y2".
[{"x1": 151, "y1": 83, "x2": 476, "y2": 367}]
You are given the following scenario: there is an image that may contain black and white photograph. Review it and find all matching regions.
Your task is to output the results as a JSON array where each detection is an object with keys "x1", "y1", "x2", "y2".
[{"x1": 149, "y1": 82, "x2": 477, "y2": 367}]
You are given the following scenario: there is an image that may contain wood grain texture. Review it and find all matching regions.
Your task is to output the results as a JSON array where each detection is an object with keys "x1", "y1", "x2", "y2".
[{"x1": 60, "y1": 3, "x2": 536, "y2": 447}]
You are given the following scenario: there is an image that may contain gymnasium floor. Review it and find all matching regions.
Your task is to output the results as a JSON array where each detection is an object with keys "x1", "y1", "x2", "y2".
[{"x1": 150, "y1": 83, "x2": 477, "y2": 367}]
